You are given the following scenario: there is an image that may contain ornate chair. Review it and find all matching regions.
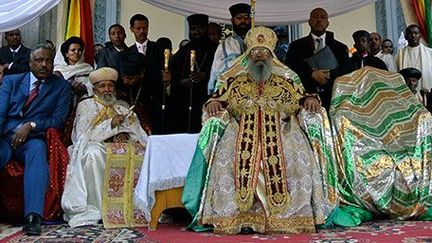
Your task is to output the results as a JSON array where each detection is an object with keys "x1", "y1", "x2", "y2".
[{"x1": 0, "y1": 128, "x2": 69, "y2": 223}]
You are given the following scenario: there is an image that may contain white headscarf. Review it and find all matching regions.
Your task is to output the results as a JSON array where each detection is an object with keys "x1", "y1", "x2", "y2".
[{"x1": 53, "y1": 41, "x2": 93, "y2": 80}]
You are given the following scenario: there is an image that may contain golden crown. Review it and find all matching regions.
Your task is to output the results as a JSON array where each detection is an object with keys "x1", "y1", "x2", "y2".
[{"x1": 244, "y1": 26, "x2": 278, "y2": 51}]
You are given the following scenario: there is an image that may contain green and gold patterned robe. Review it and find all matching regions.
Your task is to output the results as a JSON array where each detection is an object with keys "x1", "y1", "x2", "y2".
[
  {"x1": 330, "y1": 66, "x2": 432, "y2": 226},
  {"x1": 182, "y1": 62, "x2": 338, "y2": 234}
]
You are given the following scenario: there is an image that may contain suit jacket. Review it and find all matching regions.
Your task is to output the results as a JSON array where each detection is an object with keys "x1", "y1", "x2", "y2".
[
  {"x1": 0, "y1": 72, "x2": 71, "y2": 136},
  {"x1": 285, "y1": 31, "x2": 349, "y2": 109},
  {"x1": 128, "y1": 41, "x2": 164, "y2": 102},
  {"x1": 345, "y1": 53, "x2": 388, "y2": 71},
  {"x1": 0, "y1": 45, "x2": 31, "y2": 76},
  {"x1": 96, "y1": 42, "x2": 128, "y2": 72},
  {"x1": 128, "y1": 40, "x2": 165, "y2": 133}
]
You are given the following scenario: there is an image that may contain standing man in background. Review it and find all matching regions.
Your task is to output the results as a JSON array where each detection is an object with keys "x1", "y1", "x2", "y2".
[
  {"x1": 369, "y1": 32, "x2": 397, "y2": 72},
  {"x1": 207, "y1": 3, "x2": 251, "y2": 94},
  {"x1": 171, "y1": 14, "x2": 217, "y2": 133},
  {"x1": 0, "y1": 29, "x2": 31, "y2": 76},
  {"x1": 96, "y1": 24, "x2": 128, "y2": 73},
  {"x1": 285, "y1": 8, "x2": 349, "y2": 110},
  {"x1": 129, "y1": 14, "x2": 169, "y2": 134},
  {"x1": 396, "y1": 24, "x2": 432, "y2": 92}
]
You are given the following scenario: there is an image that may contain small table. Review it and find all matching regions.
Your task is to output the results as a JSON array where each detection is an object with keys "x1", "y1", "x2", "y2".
[{"x1": 134, "y1": 133, "x2": 199, "y2": 230}]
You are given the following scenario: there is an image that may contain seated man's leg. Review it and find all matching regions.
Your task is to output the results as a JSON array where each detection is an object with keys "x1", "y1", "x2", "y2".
[
  {"x1": 0, "y1": 135, "x2": 13, "y2": 169},
  {"x1": 82, "y1": 142, "x2": 106, "y2": 213},
  {"x1": 63, "y1": 142, "x2": 106, "y2": 228},
  {"x1": 15, "y1": 138, "x2": 49, "y2": 217}
]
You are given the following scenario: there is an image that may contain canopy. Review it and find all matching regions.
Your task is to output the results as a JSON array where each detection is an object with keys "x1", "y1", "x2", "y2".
[
  {"x1": 0, "y1": 0, "x2": 61, "y2": 32},
  {"x1": 142, "y1": 0, "x2": 377, "y2": 25}
]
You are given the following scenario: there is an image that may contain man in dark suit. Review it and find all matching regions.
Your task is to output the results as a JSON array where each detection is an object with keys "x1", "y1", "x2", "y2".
[
  {"x1": 96, "y1": 24, "x2": 128, "y2": 72},
  {"x1": 171, "y1": 14, "x2": 217, "y2": 133},
  {"x1": 0, "y1": 29, "x2": 31, "y2": 76},
  {"x1": 0, "y1": 45, "x2": 71, "y2": 235},
  {"x1": 285, "y1": 8, "x2": 349, "y2": 110},
  {"x1": 345, "y1": 30, "x2": 388, "y2": 71},
  {"x1": 128, "y1": 14, "x2": 169, "y2": 134}
]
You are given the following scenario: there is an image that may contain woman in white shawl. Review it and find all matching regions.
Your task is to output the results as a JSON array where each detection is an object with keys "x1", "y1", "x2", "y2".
[
  {"x1": 54, "y1": 36, "x2": 94, "y2": 97},
  {"x1": 54, "y1": 36, "x2": 94, "y2": 145}
]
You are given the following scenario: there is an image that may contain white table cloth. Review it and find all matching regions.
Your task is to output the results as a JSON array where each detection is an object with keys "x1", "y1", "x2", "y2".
[{"x1": 134, "y1": 133, "x2": 199, "y2": 222}]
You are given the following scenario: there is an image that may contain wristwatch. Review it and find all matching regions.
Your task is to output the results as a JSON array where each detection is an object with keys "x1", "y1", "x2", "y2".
[{"x1": 29, "y1": 121, "x2": 36, "y2": 130}]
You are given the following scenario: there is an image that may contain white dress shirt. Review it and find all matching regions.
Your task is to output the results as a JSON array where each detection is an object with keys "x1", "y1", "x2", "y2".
[{"x1": 135, "y1": 40, "x2": 148, "y2": 55}]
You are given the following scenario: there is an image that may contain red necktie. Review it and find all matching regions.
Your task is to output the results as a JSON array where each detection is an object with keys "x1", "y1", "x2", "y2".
[{"x1": 22, "y1": 80, "x2": 41, "y2": 114}]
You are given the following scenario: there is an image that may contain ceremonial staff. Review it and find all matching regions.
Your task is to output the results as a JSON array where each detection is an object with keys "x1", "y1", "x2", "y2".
[
  {"x1": 251, "y1": 0, "x2": 256, "y2": 28},
  {"x1": 161, "y1": 49, "x2": 170, "y2": 132},
  {"x1": 188, "y1": 50, "x2": 196, "y2": 133}
]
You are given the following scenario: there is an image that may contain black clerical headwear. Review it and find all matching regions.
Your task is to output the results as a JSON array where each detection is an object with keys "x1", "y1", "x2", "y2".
[
  {"x1": 352, "y1": 30, "x2": 370, "y2": 41},
  {"x1": 229, "y1": 3, "x2": 251, "y2": 17},
  {"x1": 400, "y1": 67, "x2": 422, "y2": 80},
  {"x1": 187, "y1": 14, "x2": 209, "y2": 26}
]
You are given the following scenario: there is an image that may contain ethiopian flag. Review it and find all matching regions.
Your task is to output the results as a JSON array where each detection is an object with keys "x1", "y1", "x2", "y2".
[
  {"x1": 412, "y1": 0, "x2": 432, "y2": 46},
  {"x1": 65, "y1": 0, "x2": 94, "y2": 64}
]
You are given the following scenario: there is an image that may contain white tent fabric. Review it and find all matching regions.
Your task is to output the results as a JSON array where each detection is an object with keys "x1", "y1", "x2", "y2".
[
  {"x1": 0, "y1": 0, "x2": 61, "y2": 32},
  {"x1": 143, "y1": 0, "x2": 377, "y2": 25}
]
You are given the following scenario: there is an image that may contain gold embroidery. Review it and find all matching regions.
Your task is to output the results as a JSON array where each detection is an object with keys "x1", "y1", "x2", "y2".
[
  {"x1": 91, "y1": 96, "x2": 117, "y2": 127},
  {"x1": 102, "y1": 143, "x2": 147, "y2": 228},
  {"x1": 201, "y1": 213, "x2": 317, "y2": 234},
  {"x1": 227, "y1": 74, "x2": 301, "y2": 213}
]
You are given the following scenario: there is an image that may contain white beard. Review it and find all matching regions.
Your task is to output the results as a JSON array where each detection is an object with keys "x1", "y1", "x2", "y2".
[
  {"x1": 246, "y1": 58, "x2": 273, "y2": 83},
  {"x1": 101, "y1": 93, "x2": 117, "y2": 106}
]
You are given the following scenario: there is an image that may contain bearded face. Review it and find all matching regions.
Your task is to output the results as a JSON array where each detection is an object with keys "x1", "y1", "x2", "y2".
[
  {"x1": 93, "y1": 80, "x2": 117, "y2": 105},
  {"x1": 101, "y1": 93, "x2": 117, "y2": 106},
  {"x1": 405, "y1": 77, "x2": 419, "y2": 94},
  {"x1": 231, "y1": 13, "x2": 251, "y2": 38},
  {"x1": 246, "y1": 47, "x2": 273, "y2": 82}
]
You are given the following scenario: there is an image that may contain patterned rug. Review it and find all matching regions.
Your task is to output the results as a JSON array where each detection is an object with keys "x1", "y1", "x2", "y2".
[{"x1": 2, "y1": 220, "x2": 432, "y2": 242}]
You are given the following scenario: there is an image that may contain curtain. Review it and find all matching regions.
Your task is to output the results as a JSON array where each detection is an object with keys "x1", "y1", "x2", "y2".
[
  {"x1": 142, "y1": 0, "x2": 377, "y2": 25},
  {"x1": 0, "y1": 0, "x2": 61, "y2": 32}
]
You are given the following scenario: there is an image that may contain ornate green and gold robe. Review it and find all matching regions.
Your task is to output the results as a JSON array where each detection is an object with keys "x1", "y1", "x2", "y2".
[
  {"x1": 182, "y1": 64, "x2": 338, "y2": 234},
  {"x1": 330, "y1": 66, "x2": 432, "y2": 226}
]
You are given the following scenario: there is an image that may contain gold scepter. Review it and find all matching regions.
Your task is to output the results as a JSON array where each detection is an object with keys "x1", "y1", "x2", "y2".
[
  {"x1": 188, "y1": 50, "x2": 196, "y2": 132},
  {"x1": 251, "y1": 0, "x2": 256, "y2": 29},
  {"x1": 161, "y1": 48, "x2": 171, "y2": 133}
]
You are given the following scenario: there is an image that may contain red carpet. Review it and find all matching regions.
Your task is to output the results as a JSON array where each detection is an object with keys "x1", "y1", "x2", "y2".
[{"x1": 2, "y1": 221, "x2": 432, "y2": 242}]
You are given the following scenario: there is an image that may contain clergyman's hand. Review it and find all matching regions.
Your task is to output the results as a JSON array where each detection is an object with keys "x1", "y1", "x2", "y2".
[
  {"x1": 71, "y1": 80, "x2": 87, "y2": 96},
  {"x1": 179, "y1": 78, "x2": 193, "y2": 88},
  {"x1": 302, "y1": 97, "x2": 321, "y2": 113},
  {"x1": 205, "y1": 101, "x2": 225, "y2": 116},
  {"x1": 111, "y1": 114, "x2": 125, "y2": 128},
  {"x1": 311, "y1": 70, "x2": 329, "y2": 86},
  {"x1": 162, "y1": 70, "x2": 171, "y2": 84},
  {"x1": 190, "y1": 72, "x2": 206, "y2": 84},
  {"x1": 113, "y1": 132, "x2": 130, "y2": 143},
  {"x1": 11, "y1": 122, "x2": 33, "y2": 148}
]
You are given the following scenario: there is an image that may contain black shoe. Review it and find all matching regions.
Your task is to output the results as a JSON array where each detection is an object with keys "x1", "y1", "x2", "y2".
[
  {"x1": 22, "y1": 212, "x2": 42, "y2": 236},
  {"x1": 240, "y1": 227, "x2": 254, "y2": 234}
]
